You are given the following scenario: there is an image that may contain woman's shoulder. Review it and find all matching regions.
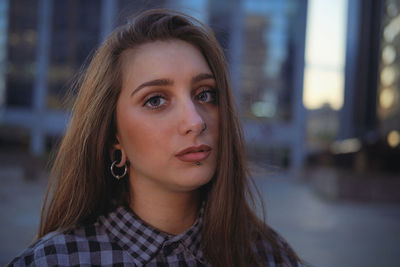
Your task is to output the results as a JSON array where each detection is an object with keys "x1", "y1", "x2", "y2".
[
  {"x1": 7, "y1": 222, "x2": 128, "y2": 266},
  {"x1": 252, "y1": 226, "x2": 303, "y2": 267}
]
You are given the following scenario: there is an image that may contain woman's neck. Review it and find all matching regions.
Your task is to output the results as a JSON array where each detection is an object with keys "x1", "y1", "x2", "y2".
[{"x1": 129, "y1": 182, "x2": 199, "y2": 235}]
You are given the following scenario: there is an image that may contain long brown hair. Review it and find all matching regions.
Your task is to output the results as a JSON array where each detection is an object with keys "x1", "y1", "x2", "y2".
[{"x1": 39, "y1": 9, "x2": 298, "y2": 266}]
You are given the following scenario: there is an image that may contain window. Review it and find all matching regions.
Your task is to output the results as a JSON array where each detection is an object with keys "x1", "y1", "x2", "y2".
[
  {"x1": 6, "y1": 0, "x2": 38, "y2": 107},
  {"x1": 47, "y1": 0, "x2": 100, "y2": 109}
]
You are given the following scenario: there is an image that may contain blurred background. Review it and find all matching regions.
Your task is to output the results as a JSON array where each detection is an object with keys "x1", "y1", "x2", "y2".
[{"x1": 0, "y1": 0, "x2": 399, "y2": 266}]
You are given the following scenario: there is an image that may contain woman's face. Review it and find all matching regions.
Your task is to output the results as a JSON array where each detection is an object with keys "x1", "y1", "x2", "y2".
[{"x1": 115, "y1": 39, "x2": 219, "y2": 194}]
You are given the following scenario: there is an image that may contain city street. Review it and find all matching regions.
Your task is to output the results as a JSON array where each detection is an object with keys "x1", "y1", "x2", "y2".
[
  {"x1": 1, "y1": 165, "x2": 399, "y2": 266},
  {"x1": 253, "y1": 169, "x2": 400, "y2": 267}
]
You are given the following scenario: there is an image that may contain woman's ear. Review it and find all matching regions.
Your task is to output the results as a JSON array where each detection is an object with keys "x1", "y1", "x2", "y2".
[{"x1": 111, "y1": 135, "x2": 128, "y2": 167}]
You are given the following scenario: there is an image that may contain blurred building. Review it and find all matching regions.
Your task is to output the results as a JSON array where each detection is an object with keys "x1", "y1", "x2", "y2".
[
  {"x1": 1, "y1": 0, "x2": 398, "y2": 174},
  {"x1": 307, "y1": 103, "x2": 339, "y2": 152},
  {"x1": 231, "y1": 0, "x2": 307, "y2": 168},
  {"x1": 335, "y1": 0, "x2": 400, "y2": 173},
  {"x1": 378, "y1": 0, "x2": 400, "y2": 144},
  {"x1": 2, "y1": 0, "x2": 399, "y2": 174},
  {"x1": 0, "y1": 0, "x2": 308, "y2": 170}
]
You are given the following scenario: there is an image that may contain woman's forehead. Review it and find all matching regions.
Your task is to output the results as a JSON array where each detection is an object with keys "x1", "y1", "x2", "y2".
[{"x1": 119, "y1": 40, "x2": 213, "y2": 85}]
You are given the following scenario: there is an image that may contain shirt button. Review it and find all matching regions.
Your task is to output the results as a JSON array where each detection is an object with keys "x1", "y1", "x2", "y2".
[{"x1": 163, "y1": 242, "x2": 179, "y2": 256}]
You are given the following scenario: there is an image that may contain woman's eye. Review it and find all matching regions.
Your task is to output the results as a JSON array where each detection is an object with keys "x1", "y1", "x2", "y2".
[
  {"x1": 144, "y1": 95, "x2": 166, "y2": 109},
  {"x1": 195, "y1": 89, "x2": 217, "y2": 103}
]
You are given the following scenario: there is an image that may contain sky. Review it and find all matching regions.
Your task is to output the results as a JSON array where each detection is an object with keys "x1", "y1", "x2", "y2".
[{"x1": 303, "y1": 0, "x2": 348, "y2": 110}]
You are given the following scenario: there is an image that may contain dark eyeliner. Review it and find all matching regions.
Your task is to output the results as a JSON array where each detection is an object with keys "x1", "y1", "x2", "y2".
[{"x1": 143, "y1": 93, "x2": 165, "y2": 109}]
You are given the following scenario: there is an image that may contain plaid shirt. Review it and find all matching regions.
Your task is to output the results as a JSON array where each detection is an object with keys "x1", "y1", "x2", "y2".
[{"x1": 9, "y1": 205, "x2": 300, "y2": 266}]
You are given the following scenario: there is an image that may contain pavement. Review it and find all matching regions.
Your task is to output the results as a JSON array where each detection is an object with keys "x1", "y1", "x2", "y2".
[
  {"x1": 0, "y1": 164, "x2": 399, "y2": 266},
  {"x1": 252, "y1": 167, "x2": 400, "y2": 267},
  {"x1": 0, "y1": 166, "x2": 46, "y2": 265}
]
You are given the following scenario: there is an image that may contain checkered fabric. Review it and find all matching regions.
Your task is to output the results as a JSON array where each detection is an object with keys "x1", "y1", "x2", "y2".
[
  {"x1": 8, "y1": 205, "x2": 300, "y2": 266},
  {"x1": 8, "y1": 205, "x2": 208, "y2": 267}
]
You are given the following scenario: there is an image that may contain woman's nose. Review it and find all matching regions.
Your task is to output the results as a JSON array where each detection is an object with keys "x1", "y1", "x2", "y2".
[{"x1": 178, "y1": 100, "x2": 205, "y2": 135}]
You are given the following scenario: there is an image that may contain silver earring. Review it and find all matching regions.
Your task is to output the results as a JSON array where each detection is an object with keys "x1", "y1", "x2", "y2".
[
  {"x1": 111, "y1": 160, "x2": 127, "y2": 179},
  {"x1": 195, "y1": 162, "x2": 201, "y2": 166},
  {"x1": 202, "y1": 122, "x2": 207, "y2": 132}
]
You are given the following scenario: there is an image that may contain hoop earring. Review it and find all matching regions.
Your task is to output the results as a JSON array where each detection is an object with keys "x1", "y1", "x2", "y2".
[
  {"x1": 110, "y1": 160, "x2": 127, "y2": 179},
  {"x1": 202, "y1": 122, "x2": 207, "y2": 132}
]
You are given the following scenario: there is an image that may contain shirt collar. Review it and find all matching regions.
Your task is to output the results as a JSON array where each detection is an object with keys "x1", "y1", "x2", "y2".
[{"x1": 99, "y1": 204, "x2": 205, "y2": 266}]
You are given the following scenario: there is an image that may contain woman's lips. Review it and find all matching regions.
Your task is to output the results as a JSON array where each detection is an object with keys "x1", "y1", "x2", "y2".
[{"x1": 176, "y1": 145, "x2": 212, "y2": 162}]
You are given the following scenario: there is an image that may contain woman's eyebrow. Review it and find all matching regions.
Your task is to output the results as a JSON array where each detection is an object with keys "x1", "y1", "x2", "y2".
[
  {"x1": 130, "y1": 74, "x2": 214, "y2": 97},
  {"x1": 131, "y1": 78, "x2": 173, "y2": 96},
  {"x1": 191, "y1": 73, "x2": 215, "y2": 84}
]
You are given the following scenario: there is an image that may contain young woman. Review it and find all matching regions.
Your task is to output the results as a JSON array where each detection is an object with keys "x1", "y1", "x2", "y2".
[{"x1": 9, "y1": 9, "x2": 301, "y2": 266}]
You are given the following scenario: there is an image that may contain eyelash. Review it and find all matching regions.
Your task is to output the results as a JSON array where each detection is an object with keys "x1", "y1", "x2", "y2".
[
  {"x1": 143, "y1": 87, "x2": 218, "y2": 110},
  {"x1": 143, "y1": 93, "x2": 166, "y2": 109},
  {"x1": 195, "y1": 88, "x2": 217, "y2": 104}
]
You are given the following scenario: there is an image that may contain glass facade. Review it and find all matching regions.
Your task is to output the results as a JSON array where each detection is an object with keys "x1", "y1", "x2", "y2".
[
  {"x1": 116, "y1": 0, "x2": 166, "y2": 25},
  {"x1": 6, "y1": 0, "x2": 38, "y2": 107},
  {"x1": 0, "y1": 0, "x2": 8, "y2": 108},
  {"x1": 241, "y1": 0, "x2": 299, "y2": 122},
  {"x1": 47, "y1": 0, "x2": 100, "y2": 109}
]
